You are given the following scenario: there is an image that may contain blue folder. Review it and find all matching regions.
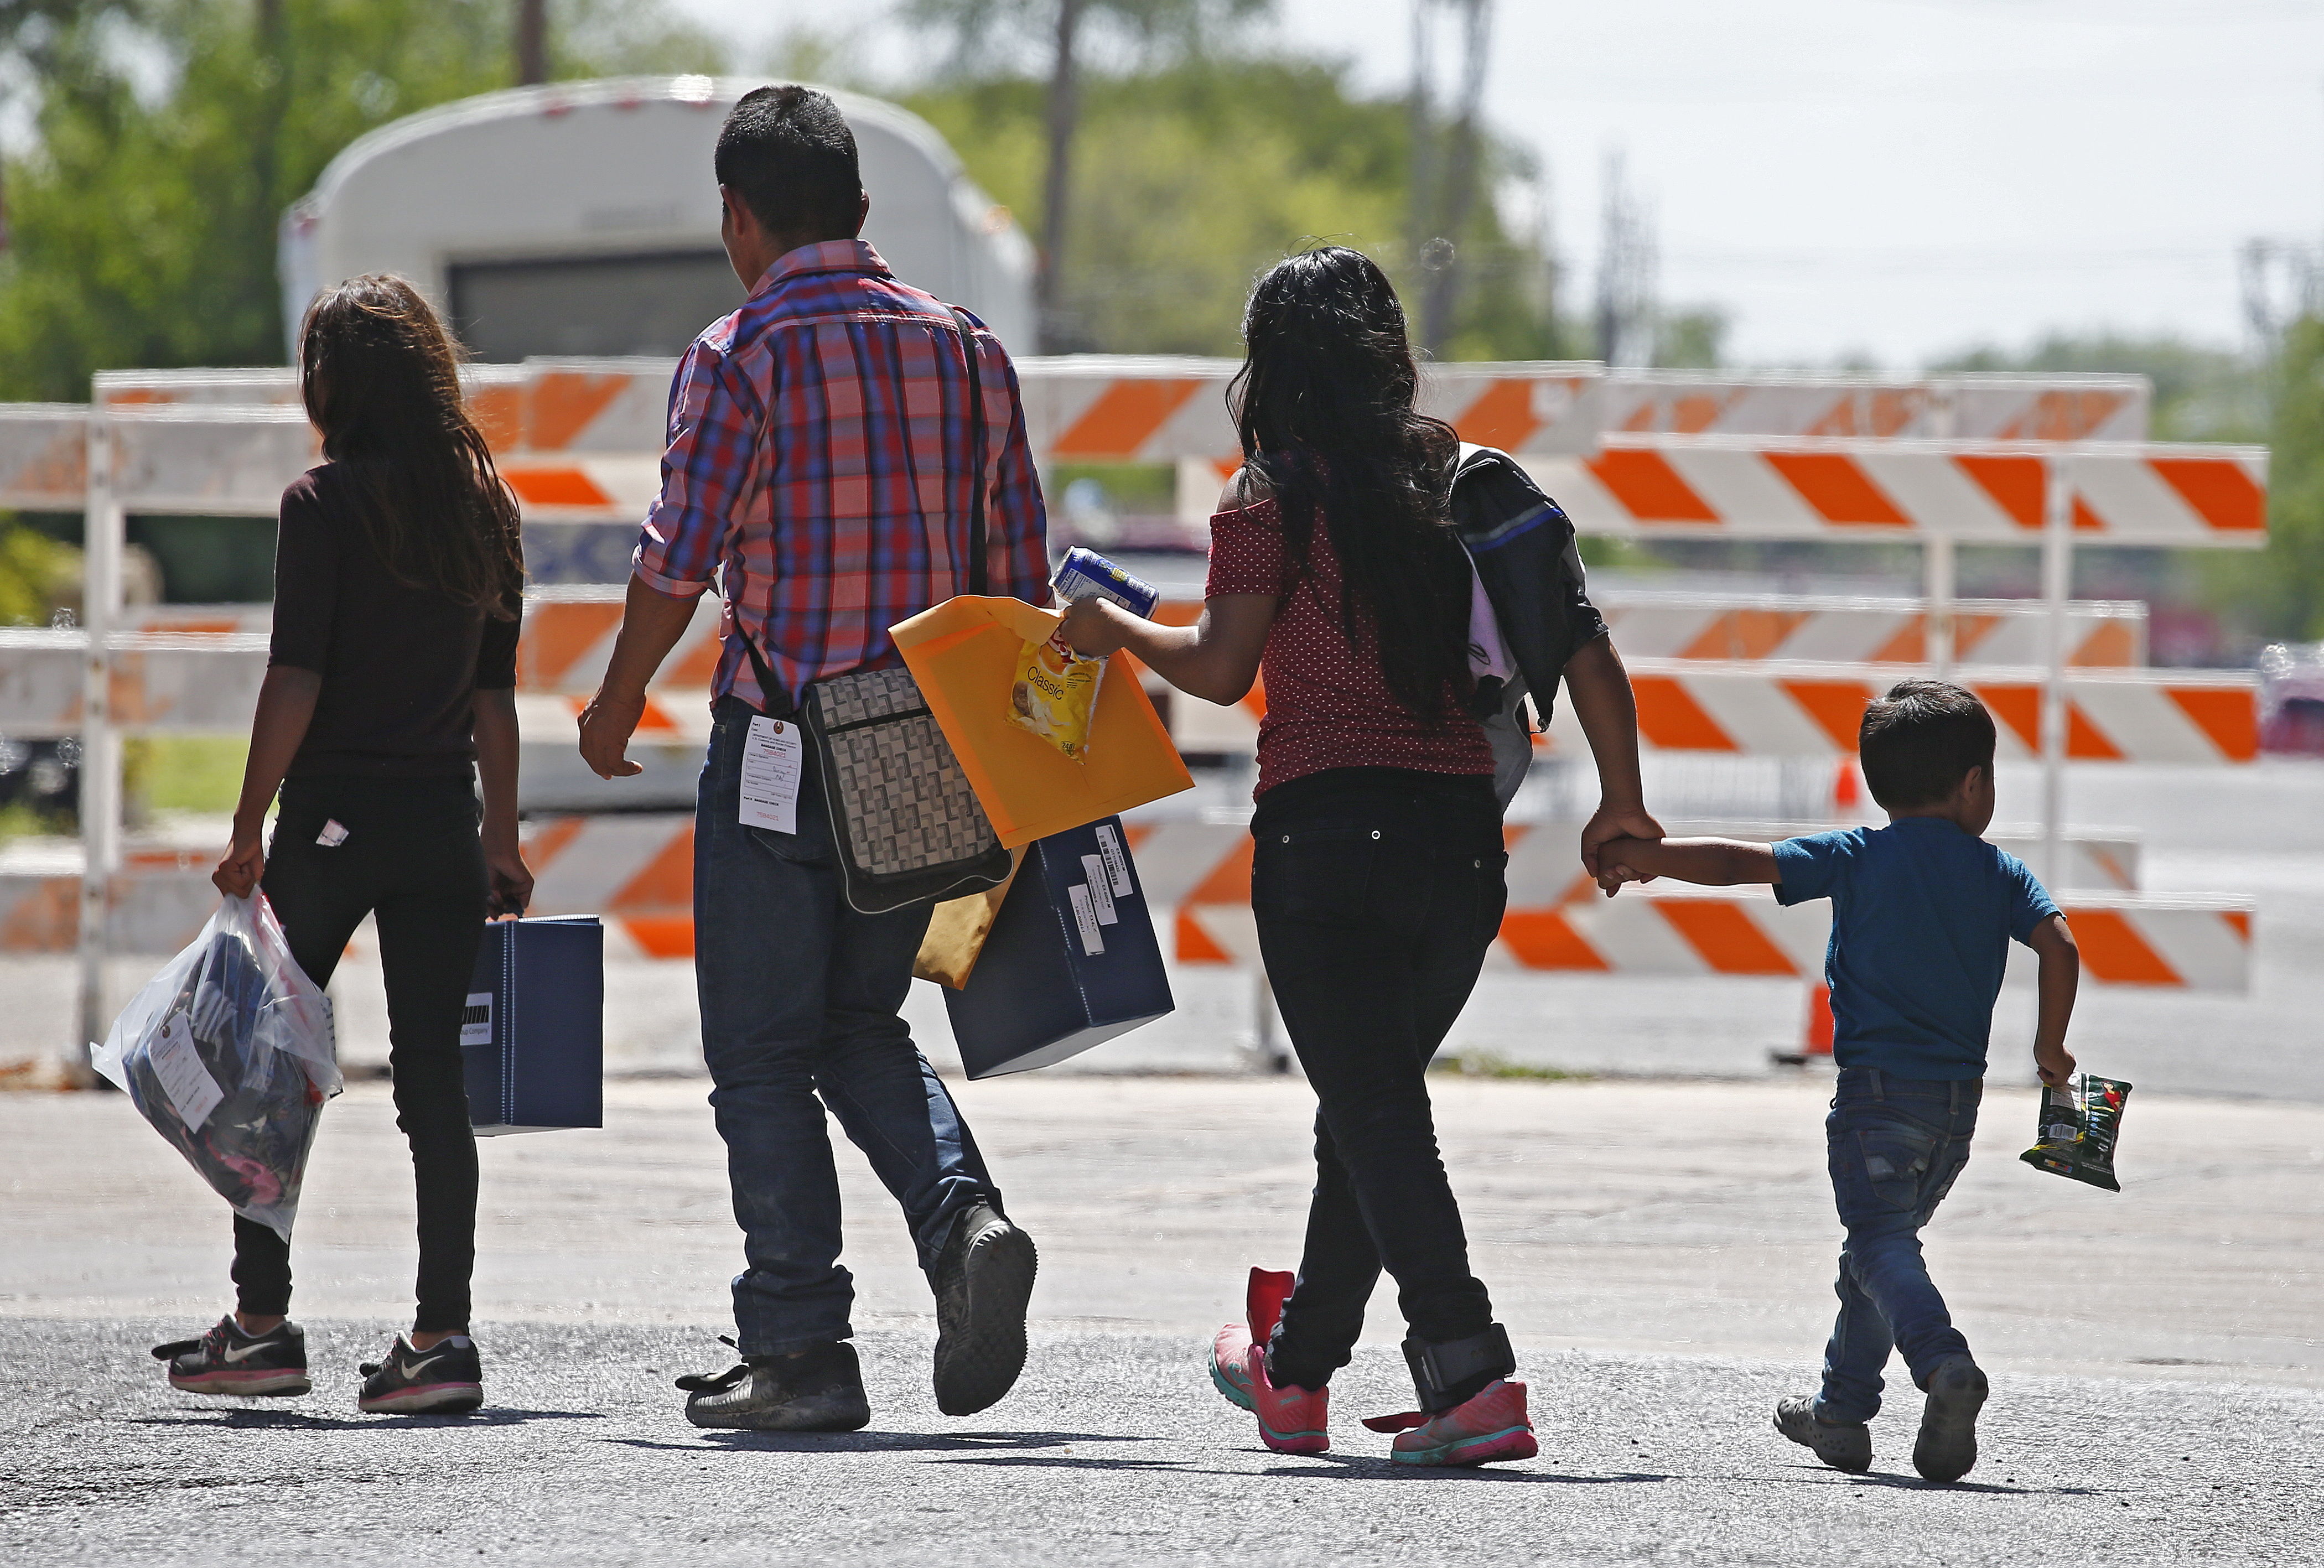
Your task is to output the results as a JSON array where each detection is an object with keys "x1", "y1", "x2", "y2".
[
  {"x1": 945, "y1": 817, "x2": 1174, "y2": 1078},
  {"x1": 463, "y1": 916, "x2": 604, "y2": 1135}
]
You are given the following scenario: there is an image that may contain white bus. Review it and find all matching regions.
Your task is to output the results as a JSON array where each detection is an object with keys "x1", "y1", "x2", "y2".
[{"x1": 277, "y1": 75, "x2": 1036, "y2": 362}]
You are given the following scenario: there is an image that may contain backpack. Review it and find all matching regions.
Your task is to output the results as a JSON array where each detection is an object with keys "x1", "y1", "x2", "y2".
[{"x1": 1448, "y1": 443, "x2": 1597, "y2": 807}]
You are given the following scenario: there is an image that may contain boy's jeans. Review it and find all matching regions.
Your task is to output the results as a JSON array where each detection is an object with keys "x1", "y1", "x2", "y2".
[
  {"x1": 693, "y1": 696, "x2": 999, "y2": 1357},
  {"x1": 1818, "y1": 1068, "x2": 1980, "y2": 1425}
]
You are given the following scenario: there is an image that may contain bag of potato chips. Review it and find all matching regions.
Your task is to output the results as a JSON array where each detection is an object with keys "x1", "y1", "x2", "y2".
[
  {"x1": 1009, "y1": 627, "x2": 1106, "y2": 760},
  {"x1": 2020, "y1": 1072, "x2": 2130, "y2": 1193}
]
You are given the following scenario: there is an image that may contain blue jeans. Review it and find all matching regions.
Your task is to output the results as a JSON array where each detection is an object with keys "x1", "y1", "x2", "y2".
[
  {"x1": 1817, "y1": 1068, "x2": 1980, "y2": 1425},
  {"x1": 693, "y1": 696, "x2": 999, "y2": 1357}
]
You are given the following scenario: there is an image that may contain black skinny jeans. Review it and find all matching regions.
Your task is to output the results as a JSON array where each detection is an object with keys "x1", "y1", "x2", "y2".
[
  {"x1": 233, "y1": 776, "x2": 487, "y2": 1333},
  {"x1": 1252, "y1": 767, "x2": 1507, "y2": 1390}
]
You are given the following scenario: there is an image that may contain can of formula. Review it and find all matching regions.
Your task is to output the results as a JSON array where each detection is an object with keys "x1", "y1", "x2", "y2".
[{"x1": 1051, "y1": 547, "x2": 1160, "y2": 620}]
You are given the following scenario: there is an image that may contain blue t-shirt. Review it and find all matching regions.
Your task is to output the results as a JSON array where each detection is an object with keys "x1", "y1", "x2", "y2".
[{"x1": 1772, "y1": 818, "x2": 2061, "y2": 1080}]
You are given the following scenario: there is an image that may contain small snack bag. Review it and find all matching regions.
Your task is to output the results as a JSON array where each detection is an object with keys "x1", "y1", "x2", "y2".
[
  {"x1": 1009, "y1": 625, "x2": 1105, "y2": 760},
  {"x1": 2020, "y1": 1072, "x2": 2131, "y2": 1193}
]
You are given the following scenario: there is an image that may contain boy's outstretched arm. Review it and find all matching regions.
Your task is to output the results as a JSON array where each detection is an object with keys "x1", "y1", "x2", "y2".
[
  {"x1": 2026, "y1": 914, "x2": 2079, "y2": 1087},
  {"x1": 1594, "y1": 835, "x2": 1781, "y2": 893},
  {"x1": 1563, "y1": 637, "x2": 1666, "y2": 878}
]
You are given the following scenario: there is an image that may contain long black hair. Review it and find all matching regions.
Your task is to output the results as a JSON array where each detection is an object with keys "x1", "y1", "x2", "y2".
[
  {"x1": 1228, "y1": 246, "x2": 1471, "y2": 720},
  {"x1": 299, "y1": 275, "x2": 523, "y2": 619}
]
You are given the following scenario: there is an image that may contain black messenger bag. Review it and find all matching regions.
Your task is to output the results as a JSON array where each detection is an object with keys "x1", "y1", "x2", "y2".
[{"x1": 735, "y1": 307, "x2": 1013, "y2": 915}]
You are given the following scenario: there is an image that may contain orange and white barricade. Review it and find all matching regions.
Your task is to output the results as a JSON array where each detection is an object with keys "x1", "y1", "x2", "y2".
[
  {"x1": 1540, "y1": 661, "x2": 2259, "y2": 767},
  {"x1": 1530, "y1": 437, "x2": 2266, "y2": 547}
]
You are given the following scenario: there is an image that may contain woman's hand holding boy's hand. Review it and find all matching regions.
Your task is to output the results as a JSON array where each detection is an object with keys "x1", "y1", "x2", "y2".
[
  {"x1": 1581, "y1": 805, "x2": 1664, "y2": 896},
  {"x1": 1059, "y1": 596, "x2": 1129, "y2": 657}
]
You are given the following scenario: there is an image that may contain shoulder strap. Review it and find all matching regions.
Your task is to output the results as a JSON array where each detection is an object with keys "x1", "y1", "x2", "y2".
[{"x1": 950, "y1": 307, "x2": 990, "y2": 598}]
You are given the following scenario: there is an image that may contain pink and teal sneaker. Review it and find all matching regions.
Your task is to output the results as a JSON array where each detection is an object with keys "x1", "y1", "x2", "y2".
[
  {"x1": 1367, "y1": 1378, "x2": 1537, "y2": 1468},
  {"x1": 1208, "y1": 1266, "x2": 1291, "y2": 1413},
  {"x1": 1210, "y1": 1267, "x2": 1328, "y2": 1453}
]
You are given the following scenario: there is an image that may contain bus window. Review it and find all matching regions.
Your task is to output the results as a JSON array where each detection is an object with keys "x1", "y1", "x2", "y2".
[{"x1": 448, "y1": 251, "x2": 744, "y2": 360}]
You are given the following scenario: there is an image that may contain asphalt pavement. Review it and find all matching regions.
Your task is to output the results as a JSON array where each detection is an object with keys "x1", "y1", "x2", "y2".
[
  {"x1": 7, "y1": 1318, "x2": 2324, "y2": 1566},
  {"x1": 6, "y1": 1074, "x2": 2324, "y2": 1561}
]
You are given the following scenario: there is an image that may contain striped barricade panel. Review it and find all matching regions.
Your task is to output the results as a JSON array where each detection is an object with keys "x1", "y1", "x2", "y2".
[
  {"x1": 1527, "y1": 437, "x2": 2268, "y2": 546},
  {"x1": 1538, "y1": 661, "x2": 2259, "y2": 766},
  {"x1": 1601, "y1": 373, "x2": 2149, "y2": 443},
  {"x1": 1594, "y1": 595, "x2": 2145, "y2": 668},
  {"x1": 0, "y1": 405, "x2": 90, "y2": 510}
]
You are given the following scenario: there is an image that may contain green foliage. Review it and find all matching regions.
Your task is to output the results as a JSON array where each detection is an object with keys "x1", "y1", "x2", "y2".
[
  {"x1": 2204, "y1": 317, "x2": 2324, "y2": 644},
  {"x1": 127, "y1": 734, "x2": 248, "y2": 812},
  {"x1": 0, "y1": 520, "x2": 71, "y2": 624},
  {"x1": 0, "y1": 0, "x2": 723, "y2": 402},
  {"x1": 905, "y1": 59, "x2": 1569, "y2": 359}
]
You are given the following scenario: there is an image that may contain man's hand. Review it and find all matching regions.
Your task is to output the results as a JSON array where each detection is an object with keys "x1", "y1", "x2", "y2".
[
  {"x1": 213, "y1": 813, "x2": 266, "y2": 899},
  {"x1": 578, "y1": 688, "x2": 647, "y2": 780},
  {"x1": 1580, "y1": 800, "x2": 1664, "y2": 888},
  {"x1": 2034, "y1": 1040, "x2": 2078, "y2": 1088}
]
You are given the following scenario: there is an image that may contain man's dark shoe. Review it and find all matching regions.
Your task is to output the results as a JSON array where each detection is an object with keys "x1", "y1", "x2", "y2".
[
  {"x1": 152, "y1": 1316, "x2": 310, "y2": 1398},
  {"x1": 678, "y1": 1342, "x2": 869, "y2": 1431},
  {"x1": 931, "y1": 1201, "x2": 1038, "y2": 1417},
  {"x1": 1913, "y1": 1354, "x2": 1988, "y2": 1483},
  {"x1": 1773, "y1": 1394, "x2": 1872, "y2": 1472},
  {"x1": 359, "y1": 1335, "x2": 484, "y2": 1414}
]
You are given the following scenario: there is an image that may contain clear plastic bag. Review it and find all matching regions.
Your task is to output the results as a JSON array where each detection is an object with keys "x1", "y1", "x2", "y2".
[{"x1": 91, "y1": 892, "x2": 339, "y2": 1241}]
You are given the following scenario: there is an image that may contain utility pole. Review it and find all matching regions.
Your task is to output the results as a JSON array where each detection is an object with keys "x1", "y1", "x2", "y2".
[
  {"x1": 515, "y1": 0, "x2": 548, "y2": 87},
  {"x1": 1038, "y1": 0, "x2": 1086, "y2": 353},
  {"x1": 1593, "y1": 149, "x2": 1657, "y2": 366},
  {"x1": 1409, "y1": 0, "x2": 1492, "y2": 359}
]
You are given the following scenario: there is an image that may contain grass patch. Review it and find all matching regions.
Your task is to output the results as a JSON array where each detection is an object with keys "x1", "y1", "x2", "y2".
[
  {"x1": 130, "y1": 736, "x2": 247, "y2": 813},
  {"x1": 1429, "y1": 1051, "x2": 1592, "y2": 1082}
]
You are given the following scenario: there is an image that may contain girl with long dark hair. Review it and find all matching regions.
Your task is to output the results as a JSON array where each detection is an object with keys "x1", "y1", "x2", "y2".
[
  {"x1": 1064, "y1": 246, "x2": 1658, "y2": 1465},
  {"x1": 154, "y1": 274, "x2": 533, "y2": 1415}
]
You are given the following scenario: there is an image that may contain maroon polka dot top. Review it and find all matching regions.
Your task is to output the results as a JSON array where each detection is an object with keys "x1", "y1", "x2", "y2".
[{"x1": 1206, "y1": 495, "x2": 1494, "y2": 798}]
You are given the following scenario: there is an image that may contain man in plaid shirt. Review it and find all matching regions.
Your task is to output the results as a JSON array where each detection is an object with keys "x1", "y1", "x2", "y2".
[{"x1": 579, "y1": 86, "x2": 1048, "y2": 1435}]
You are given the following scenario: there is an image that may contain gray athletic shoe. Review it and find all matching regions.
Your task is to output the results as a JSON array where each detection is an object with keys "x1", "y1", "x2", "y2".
[
  {"x1": 1913, "y1": 1354, "x2": 1988, "y2": 1483},
  {"x1": 677, "y1": 1341, "x2": 869, "y2": 1432},
  {"x1": 1773, "y1": 1394, "x2": 1873, "y2": 1473},
  {"x1": 931, "y1": 1201, "x2": 1038, "y2": 1417}
]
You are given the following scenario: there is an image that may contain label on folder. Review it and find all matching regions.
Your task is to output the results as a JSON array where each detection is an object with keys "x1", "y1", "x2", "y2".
[
  {"x1": 460, "y1": 993, "x2": 494, "y2": 1047},
  {"x1": 739, "y1": 715, "x2": 805, "y2": 835},
  {"x1": 1093, "y1": 823, "x2": 1133, "y2": 898},
  {"x1": 1067, "y1": 884, "x2": 1106, "y2": 956},
  {"x1": 1080, "y1": 856, "x2": 1118, "y2": 924}
]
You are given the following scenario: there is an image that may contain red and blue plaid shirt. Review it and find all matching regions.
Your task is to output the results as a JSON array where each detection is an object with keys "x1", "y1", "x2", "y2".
[{"x1": 633, "y1": 240, "x2": 1050, "y2": 712}]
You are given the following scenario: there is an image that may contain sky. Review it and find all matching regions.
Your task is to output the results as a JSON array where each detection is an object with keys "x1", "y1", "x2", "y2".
[{"x1": 668, "y1": 0, "x2": 2324, "y2": 370}]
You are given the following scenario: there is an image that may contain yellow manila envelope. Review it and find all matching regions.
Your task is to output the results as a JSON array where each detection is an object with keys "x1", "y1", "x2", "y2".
[
  {"x1": 912, "y1": 847, "x2": 1026, "y2": 990},
  {"x1": 891, "y1": 595, "x2": 1194, "y2": 849}
]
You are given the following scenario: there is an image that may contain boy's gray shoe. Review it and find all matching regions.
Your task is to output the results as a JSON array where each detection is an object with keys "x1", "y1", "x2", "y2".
[
  {"x1": 677, "y1": 1341, "x2": 869, "y2": 1431},
  {"x1": 931, "y1": 1201, "x2": 1038, "y2": 1417},
  {"x1": 1913, "y1": 1353, "x2": 1988, "y2": 1483},
  {"x1": 1773, "y1": 1395, "x2": 1872, "y2": 1473}
]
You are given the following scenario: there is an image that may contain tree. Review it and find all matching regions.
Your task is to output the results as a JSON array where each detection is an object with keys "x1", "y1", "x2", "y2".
[
  {"x1": 2205, "y1": 316, "x2": 2324, "y2": 645},
  {"x1": 0, "y1": 0, "x2": 722, "y2": 402},
  {"x1": 900, "y1": 0, "x2": 1272, "y2": 352}
]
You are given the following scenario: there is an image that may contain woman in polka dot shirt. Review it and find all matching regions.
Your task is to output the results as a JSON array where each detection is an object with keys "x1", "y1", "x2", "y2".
[{"x1": 1064, "y1": 247, "x2": 1659, "y2": 1466}]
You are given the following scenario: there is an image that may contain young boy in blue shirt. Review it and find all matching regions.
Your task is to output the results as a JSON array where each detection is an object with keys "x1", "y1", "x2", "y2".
[{"x1": 1595, "y1": 679, "x2": 2079, "y2": 1484}]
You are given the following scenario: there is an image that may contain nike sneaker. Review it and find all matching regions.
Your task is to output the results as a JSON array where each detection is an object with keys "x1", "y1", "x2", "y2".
[
  {"x1": 931, "y1": 1202, "x2": 1038, "y2": 1417},
  {"x1": 152, "y1": 1316, "x2": 310, "y2": 1398},
  {"x1": 1913, "y1": 1353, "x2": 1988, "y2": 1483},
  {"x1": 679, "y1": 1341, "x2": 870, "y2": 1432},
  {"x1": 357, "y1": 1335, "x2": 484, "y2": 1415},
  {"x1": 1372, "y1": 1378, "x2": 1537, "y2": 1468},
  {"x1": 1773, "y1": 1394, "x2": 1873, "y2": 1473},
  {"x1": 1210, "y1": 1266, "x2": 1294, "y2": 1413}
]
